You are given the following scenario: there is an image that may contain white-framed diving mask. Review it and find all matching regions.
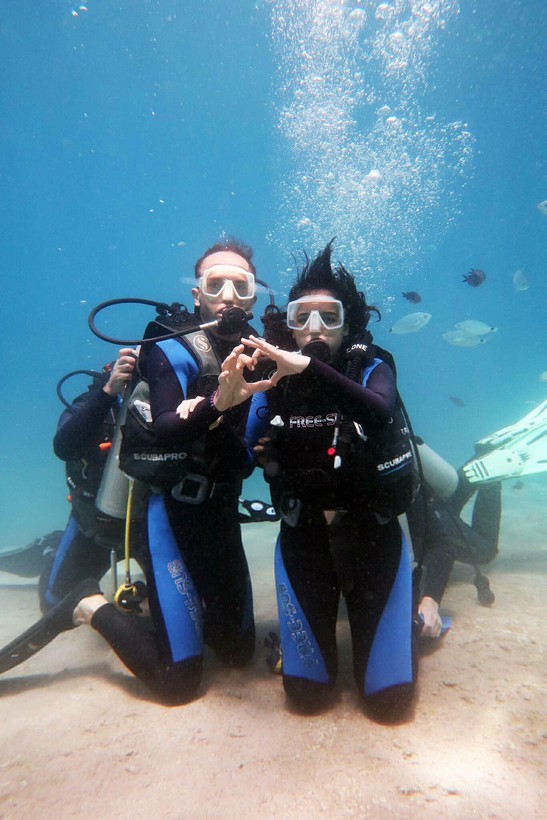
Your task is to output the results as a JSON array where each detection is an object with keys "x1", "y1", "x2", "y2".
[
  {"x1": 199, "y1": 264, "x2": 256, "y2": 303},
  {"x1": 286, "y1": 295, "x2": 345, "y2": 332}
]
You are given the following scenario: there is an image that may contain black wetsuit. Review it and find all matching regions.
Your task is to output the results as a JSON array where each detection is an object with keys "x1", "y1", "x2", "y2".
[
  {"x1": 41, "y1": 386, "x2": 127, "y2": 611},
  {"x1": 91, "y1": 332, "x2": 255, "y2": 704},
  {"x1": 408, "y1": 468, "x2": 501, "y2": 604},
  {"x1": 245, "y1": 354, "x2": 416, "y2": 717}
]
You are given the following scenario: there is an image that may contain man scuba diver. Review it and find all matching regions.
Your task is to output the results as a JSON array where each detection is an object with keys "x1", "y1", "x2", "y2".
[{"x1": 0, "y1": 237, "x2": 262, "y2": 705}]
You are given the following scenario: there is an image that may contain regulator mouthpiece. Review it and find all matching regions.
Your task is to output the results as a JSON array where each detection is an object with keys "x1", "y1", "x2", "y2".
[
  {"x1": 216, "y1": 306, "x2": 252, "y2": 335},
  {"x1": 301, "y1": 340, "x2": 330, "y2": 362}
]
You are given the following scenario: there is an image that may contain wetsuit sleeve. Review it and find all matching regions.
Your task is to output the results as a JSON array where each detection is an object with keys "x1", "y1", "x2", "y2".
[
  {"x1": 53, "y1": 388, "x2": 116, "y2": 461},
  {"x1": 243, "y1": 391, "x2": 270, "y2": 459},
  {"x1": 303, "y1": 357, "x2": 396, "y2": 423},
  {"x1": 421, "y1": 549, "x2": 454, "y2": 603},
  {"x1": 146, "y1": 342, "x2": 223, "y2": 445}
]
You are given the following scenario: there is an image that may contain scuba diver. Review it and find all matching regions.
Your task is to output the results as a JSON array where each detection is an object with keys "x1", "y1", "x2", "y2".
[
  {"x1": 0, "y1": 239, "x2": 261, "y2": 700},
  {"x1": 0, "y1": 238, "x2": 263, "y2": 705},
  {"x1": 0, "y1": 351, "x2": 139, "y2": 601},
  {"x1": 200, "y1": 240, "x2": 417, "y2": 720},
  {"x1": 409, "y1": 442, "x2": 500, "y2": 637},
  {"x1": 0, "y1": 354, "x2": 137, "y2": 587},
  {"x1": 410, "y1": 399, "x2": 547, "y2": 637},
  {"x1": 40, "y1": 349, "x2": 140, "y2": 611},
  {"x1": 0, "y1": 349, "x2": 139, "y2": 672}
]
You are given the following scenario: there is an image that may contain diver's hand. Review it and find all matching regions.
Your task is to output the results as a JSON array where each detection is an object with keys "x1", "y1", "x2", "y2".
[
  {"x1": 176, "y1": 396, "x2": 206, "y2": 420},
  {"x1": 241, "y1": 335, "x2": 310, "y2": 386},
  {"x1": 418, "y1": 596, "x2": 443, "y2": 639},
  {"x1": 213, "y1": 344, "x2": 273, "y2": 411},
  {"x1": 103, "y1": 348, "x2": 138, "y2": 397}
]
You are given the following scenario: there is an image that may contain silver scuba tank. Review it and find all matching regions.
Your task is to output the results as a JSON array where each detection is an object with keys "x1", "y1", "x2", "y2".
[
  {"x1": 415, "y1": 441, "x2": 459, "y2": 499},
  {"x1": 95, "y1": 387, "x2": 131, "y2": 518}
]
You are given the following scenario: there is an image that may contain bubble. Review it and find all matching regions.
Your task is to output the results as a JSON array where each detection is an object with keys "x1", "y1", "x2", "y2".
[
  {"x1": 364, "y1": 169, "x2": 382, "y2": 182},
  {"x1": 349, "y1": 8, "x2": 367, "y2": 22},
  {"x1": 269, "y1": 0, "x2": 472, "y2": 299}
]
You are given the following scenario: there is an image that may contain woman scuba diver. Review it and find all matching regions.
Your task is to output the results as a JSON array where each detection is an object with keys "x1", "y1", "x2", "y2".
[{"x1": 207, "y1": 240, "x2": 417, "y2": 720}]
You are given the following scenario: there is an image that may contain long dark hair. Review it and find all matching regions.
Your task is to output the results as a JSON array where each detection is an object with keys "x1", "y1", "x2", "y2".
[{"x1": 263, "y1": 239, "x2": 379, "y2": 347}]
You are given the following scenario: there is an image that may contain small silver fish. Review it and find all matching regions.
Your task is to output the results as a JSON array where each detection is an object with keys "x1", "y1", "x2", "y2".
[
  {"x1": 537, "y1": 200, "x2": 547, "y2": 216},
  {"x1": 455, "y1": 320, "x2": 497, "y2": 336},
  {"x1": 389, "y1": 312, "x2": 431, "y2": 334},
  {"x1": 443, "y1": 330, "x2": 485, "y2": 348},
  {"x1": 448, "y1": 395, "x2": 465, "y2": 407},
  {"x1": 512, "y1": 269, "x2": 529, "y2": 292}
]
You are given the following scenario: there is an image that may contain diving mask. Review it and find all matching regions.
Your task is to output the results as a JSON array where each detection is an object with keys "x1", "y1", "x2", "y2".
[
  {"x1": 286, "y1": 295, "x2": 345, "y2": 332},
  {"x1": 199, "y1": 265, "x2": 256, "y2": 303}
]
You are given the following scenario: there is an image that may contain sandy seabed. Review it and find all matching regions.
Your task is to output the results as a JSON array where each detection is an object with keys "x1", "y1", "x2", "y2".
[{"x1": 0, "y1": 483, "x2": 545, "y2": 820}]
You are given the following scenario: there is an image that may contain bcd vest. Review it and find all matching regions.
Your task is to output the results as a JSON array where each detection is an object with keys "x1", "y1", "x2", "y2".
[
  {"x1": 263, "y1": 347, "x2": 415, "y2": 517},
  {"x1": 119, "y1": 316, "x2": 255, "y2": 488}
]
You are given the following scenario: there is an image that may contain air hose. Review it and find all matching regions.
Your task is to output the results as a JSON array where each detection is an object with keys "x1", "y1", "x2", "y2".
[{"x1": 113, "y1": 478, "x2": 147, "y2": 613}]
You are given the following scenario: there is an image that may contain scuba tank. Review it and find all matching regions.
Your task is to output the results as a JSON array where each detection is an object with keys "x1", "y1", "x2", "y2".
[
  {"x1": 415, "y1": 441, "x2": 458, "y2": 499},
  {"x1": 95, "y1": 386, "x2": 132, "y2": 518}
]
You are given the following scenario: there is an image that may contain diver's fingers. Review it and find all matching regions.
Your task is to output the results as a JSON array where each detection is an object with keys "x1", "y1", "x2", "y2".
[
  {"x1": 241, "y1": 335, "x2": 273, "y2": 354},
  {"x1": 418, "y1": 597, "x2": 443, "y2": 639},
  {"x1": 421, "y1": 616, "x2": 443, "y2": 639},
  {"x1": 269, "y1": 368, "x2": 291, "y2": 387},
  {"x1": 176, "y1": 396, "x2": 205, "y2": 419},
  {"x1": 220, "y1": 344, "x2": 245, "y2": 370},
  {"x1": 247, "y1": 379, "x2": 273, "y2": 394},
  {"x1": 119, "y1": 347, "x2": 138, "y2": 361},
  {"x1": 237, "y1": 352, "x2": 256, "y2": 370},
  {"x1": 113, "y1": 352, "x2": 137, "y2": 374}
]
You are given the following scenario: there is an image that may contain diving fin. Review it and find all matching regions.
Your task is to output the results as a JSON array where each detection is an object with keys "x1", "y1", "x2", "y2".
[
  {"x1": 0, "y1": 531, "x2": 62, "y2": 578},
  {"x1": 463, "y1": 400, "x2": 547, "y2": 483},
  {"x1": 0, "y1": 578, "x2": 101, "y2": 674}
]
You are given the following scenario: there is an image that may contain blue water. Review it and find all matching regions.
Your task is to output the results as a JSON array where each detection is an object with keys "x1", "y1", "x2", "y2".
[{"x1": 0, "y1": 0, "x2": 545, "y2": 545}]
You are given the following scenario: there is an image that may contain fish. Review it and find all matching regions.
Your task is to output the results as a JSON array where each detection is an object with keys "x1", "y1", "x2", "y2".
[
  {"x1": 463, "y1": 268, "x2": 486, "y2": 287},
  {"x1": 512, "y1": 269, "x2": 529, "y2": 292},
  {"x1": 539, "y1": 371, "x2": 547, "y2": 383},
  {"x1": 402, "y1": 291, "x2": 422, "y2": 304},
  {"x1": 443, "y1": 330, "x2": 486, "y2": 348},
  {"x1": 389, "y1": 312, "x2": 431, "y2": 334},
  {"x1": 537, "y1": 200, "x2": 547, "y2": 216},
  {"x1": 448, "y1": 395, "x2": 465, "y2": 407},
  {"x1": 512, "y1": 480, "x2": 524, "y2": 492},
  {"x1": 455, "y1": 320, "x2": 497, "y2": 336}
]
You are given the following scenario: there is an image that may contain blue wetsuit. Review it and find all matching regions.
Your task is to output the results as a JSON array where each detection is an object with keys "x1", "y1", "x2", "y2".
[
  {"x1": 91, "y1": 333, "x2": 255, "y2": 703},
  {"x1": 245, "y1": 354, "x2": 416, "y2": 717}
]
